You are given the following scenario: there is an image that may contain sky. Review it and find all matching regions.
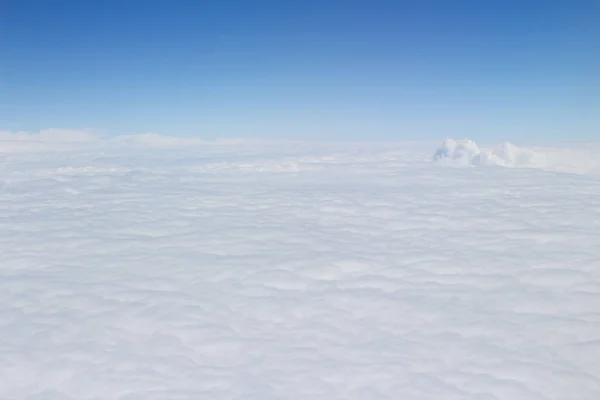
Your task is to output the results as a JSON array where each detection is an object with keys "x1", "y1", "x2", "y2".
[{"x1": 1, "y1": 0, "x2": 598, "y2": 141}]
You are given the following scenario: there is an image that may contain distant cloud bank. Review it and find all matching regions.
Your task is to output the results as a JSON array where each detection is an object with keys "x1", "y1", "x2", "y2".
[
  {"x1": 1, "y1": 130, "x2": 598, "y2": 175},
  {"x1": 0, "y1": 130, "x2": 250, "y2": 153},
  {"x1": 433, "y1": 138, "x2": 599, "y2": 174}
]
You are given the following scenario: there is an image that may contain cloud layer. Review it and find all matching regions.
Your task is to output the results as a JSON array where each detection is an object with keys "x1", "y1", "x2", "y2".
[
  {"x1": 0, "y1": 130, "x2": 253, "y2": 153},
  {"x1": 1, "y1": 139, "x2": 600, "y2": 399}
]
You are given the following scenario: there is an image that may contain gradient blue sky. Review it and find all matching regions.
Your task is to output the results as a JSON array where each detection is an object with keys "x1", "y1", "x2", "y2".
[{"x1": 1, "y1": 0, "x2": 598, "y2": 141}]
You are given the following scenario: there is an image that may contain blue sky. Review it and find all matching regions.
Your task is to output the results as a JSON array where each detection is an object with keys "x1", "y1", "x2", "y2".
[{"x1": 1, "y1": 0, "x2": 598, "y2": 141}]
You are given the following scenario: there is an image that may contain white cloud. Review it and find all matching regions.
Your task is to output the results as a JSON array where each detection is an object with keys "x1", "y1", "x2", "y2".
[
  {"x1": 0, "y1": 129, "x2": 98, "y2": 143},
  {"x1": 433, "y1": 138, "x2": 544, "y2": 167},
  {"x1": 113, "y1": 132, "x2": 206, "y2": 148},
  {"x1": 0, "y1": 129, "x2": 99, "y2": 153},
  {"x1": 1, "y1": 138, "x2": 600, "y2": 399},
  {"x1": 434, "y1": 138, "x2": 599, "y2": 174},
  {"x1": 0, "y1": 130, "x2": 258, "y2": 154}
]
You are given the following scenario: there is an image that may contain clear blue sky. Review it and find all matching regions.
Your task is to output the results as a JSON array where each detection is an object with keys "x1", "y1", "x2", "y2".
[{"x1": 1, "y1": 0, "x2": 598, "y2": 141}]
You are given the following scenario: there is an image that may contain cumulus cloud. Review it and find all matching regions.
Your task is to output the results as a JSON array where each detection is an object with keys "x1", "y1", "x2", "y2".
[
  {"x1": 433, "y1": 138, "x2": 599, "y2": 174},
  {"x1": 433, "y1": 138, "x2": 545, "y2": 167}
]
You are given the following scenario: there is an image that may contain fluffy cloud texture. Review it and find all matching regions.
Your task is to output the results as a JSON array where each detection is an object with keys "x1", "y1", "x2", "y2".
[
  {"x1": 433, "y1": 138, "x2": 599, "y2": 174},
  {"x1": 433, "y1": 138, "x2": 542, "y2": 166},
  {"x1": 1, "y1": 133, "x2": 600, "y2": 399}
]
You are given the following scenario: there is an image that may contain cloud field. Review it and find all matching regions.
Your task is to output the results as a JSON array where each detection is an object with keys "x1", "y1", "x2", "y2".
[{"x1": 1, "y1": 131, "x2": 600, "y2": 399}]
